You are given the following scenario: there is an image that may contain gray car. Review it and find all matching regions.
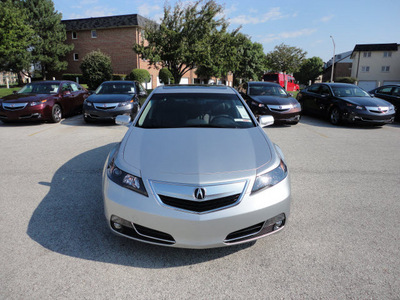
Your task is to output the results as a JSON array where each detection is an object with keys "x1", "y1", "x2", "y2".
[{"x1": 102, "y1": 85, "x2": 291, "y2": 248}]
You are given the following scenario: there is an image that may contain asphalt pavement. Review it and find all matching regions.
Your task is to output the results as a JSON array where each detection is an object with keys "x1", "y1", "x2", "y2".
[{"x1": 1, "y1": 115, "x2": 399, "y2": 299}]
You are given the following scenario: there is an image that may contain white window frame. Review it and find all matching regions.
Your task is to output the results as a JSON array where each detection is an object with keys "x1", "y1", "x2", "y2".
[
  {"x1": 381, "y1": 66, "x2": 390, "y2": 72},
  {"x1": 91, "y1": 30, "x2": 97, "y2": 38},
  {"x1": 361, "y1": 66, "x2": 370, "y2": 72},
  {"x1": 73, "y1": 53, "x2": 79, "y2": 61},
  {"x1": 363, "y1": 52, "x2": 371, "y2": 58},
  {"x1": 72, "y1": 31, "x2": 77, "y2": 39},
  {"x1": 383, "y1": 51, "x2": 392, "y2": 58}
]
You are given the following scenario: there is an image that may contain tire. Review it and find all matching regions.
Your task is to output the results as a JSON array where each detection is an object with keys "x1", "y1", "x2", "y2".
[
  {"x1": 329, "y1": 107, "x2": 342, "y2": 125},
  {"x1": 51, "y1": 104, "x2": 62, "y2": 123}
]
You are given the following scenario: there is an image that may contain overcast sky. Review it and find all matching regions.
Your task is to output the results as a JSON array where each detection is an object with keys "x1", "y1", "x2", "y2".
[{"x1": 53, "y1": 0, "x2": 400, "y2": 62}]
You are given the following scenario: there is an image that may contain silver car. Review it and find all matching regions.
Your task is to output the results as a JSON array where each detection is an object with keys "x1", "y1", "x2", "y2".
[{"x1": 102, "y1": 85, "x2": 291, "y2": 249}]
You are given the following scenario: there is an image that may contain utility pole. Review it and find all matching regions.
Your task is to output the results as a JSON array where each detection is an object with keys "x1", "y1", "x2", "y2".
[{"x1": 330, "y1": 35, "x2": 335, "y2": 82}]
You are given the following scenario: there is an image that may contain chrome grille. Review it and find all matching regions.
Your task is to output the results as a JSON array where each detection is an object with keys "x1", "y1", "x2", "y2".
[
  {"x1": 2, "y1": 103, "x2": 28, "y2": 111},
  {"x1": 267, "y1": 104, "x2": 292, "y2": 112},
  {"x1": 94, "y1": 103, "x2": 118, "y2": 110},
  {"x1": 365, "y1": 106, "x2": 389, "y2": 114}
]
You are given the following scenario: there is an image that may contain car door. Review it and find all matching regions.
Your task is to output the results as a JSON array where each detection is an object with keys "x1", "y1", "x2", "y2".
[
  {"x1": 60, "y1": 83, "x2": 80, "y2": 115},
  {"x1": 301, "y1": 84, "x2": 321, "y2": 114},
  {"x1": 314, "y1": 84, "x2": 333, "y2": 116},
  {"x1": 69, "y1": 83, "x2": 86, "y2": 113}
]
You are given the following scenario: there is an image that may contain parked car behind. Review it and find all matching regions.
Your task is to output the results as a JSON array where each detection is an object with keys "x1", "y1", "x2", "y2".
[
  {"x1": 0, "y1": 81, "x2": 88, "y2": 123},
  {"x1": 83, "y1": 81, "x2": 146, "y2": 123},
  {"x1": 297, "y1": 83, "x2": 395, "y2": 125},
  {"x1": 103, "y1": 85, "x2": 291, "y2": 248},
  {"x1": 241, "y1": 81, "x2": 301, "y2": 125},
  {"x1": 369, "y1": 84, "x2": 400, "y2": 120}
]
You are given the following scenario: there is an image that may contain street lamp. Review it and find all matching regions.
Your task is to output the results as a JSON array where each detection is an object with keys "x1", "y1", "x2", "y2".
[{"x1": 330, "y1": 35, "x2": 335, "y2": 82}]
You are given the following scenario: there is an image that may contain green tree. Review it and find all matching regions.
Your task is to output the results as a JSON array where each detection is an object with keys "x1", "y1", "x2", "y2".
[
  {"x1": 293, "y1": 56, "x2": 324, "y2": 85},
  {"x1": 128, "y1": 69, "x2": 151, "y2": 84},
  {"x1": 266, "y1": 43, "x2": 307, "y2": 74},
  {"x1": 232, "y1": 34, "x2": 267, "y2": 84},
  {"x1": 0, "y1": 0, "x2": 33, "y2": 85},
  {"x1": 159, "y1": 68, "x2": 174, "y2": 84},
  {"x1": 80, "y1": 50, "x2": 113, "y2": 90},
  {"x1": 24, "y1": 0, "x2": 73, "y2": 79},
  {"x1": 133, "y1": 0, "x2": 236, "y2": 84}
]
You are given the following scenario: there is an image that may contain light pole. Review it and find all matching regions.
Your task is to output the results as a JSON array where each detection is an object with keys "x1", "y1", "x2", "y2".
[{"x1": 330, "y1": 35, "x2": 335, "y2": 82}]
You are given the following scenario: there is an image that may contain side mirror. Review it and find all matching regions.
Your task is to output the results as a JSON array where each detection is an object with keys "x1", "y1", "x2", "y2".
[
  {"x1": 63, "y1": 90, "x2": 71, "y2": 96},
  {"x1": 139, "y1": 91, "x2": 147, "y2": 97},
  {"x1": 258, "y1": 115, "x2": 274, "y2": 127},
  {"x1": 115, "y1": 114, "x2": 131, "y2": 126}
]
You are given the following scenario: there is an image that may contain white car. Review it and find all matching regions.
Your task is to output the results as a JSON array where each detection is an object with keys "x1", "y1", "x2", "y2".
[{"x1": 102, "y1": 85, "x2": 291, "y2": 249}]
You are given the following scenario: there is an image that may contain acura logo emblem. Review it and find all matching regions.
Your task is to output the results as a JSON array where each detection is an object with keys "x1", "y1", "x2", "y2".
[{"x1": 194, "y1": 188, "x2": 206, "y2": 200}]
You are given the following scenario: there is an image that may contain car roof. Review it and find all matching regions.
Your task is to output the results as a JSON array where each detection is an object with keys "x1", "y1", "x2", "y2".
[
  {"x1": 152, "y1": 85, "x2": 237, "y2": 94},
  {"x1": 313, "y1": 83, "x2": 358, "y2": 88},
  {"x1": 102, "y1": 81, "x2": 136, "y2": 84}
]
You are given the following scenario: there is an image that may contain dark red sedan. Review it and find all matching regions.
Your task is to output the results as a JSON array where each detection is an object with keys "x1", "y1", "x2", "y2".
[{"x1": 0, "y1": 81, "x2": 89, "y2": 123}]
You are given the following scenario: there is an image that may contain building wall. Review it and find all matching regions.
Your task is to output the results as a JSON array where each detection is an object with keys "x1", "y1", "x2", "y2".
[
  {"x1": 322, "y1": 62, "x2": 352, "y2": 82},
  {"x1": 351, "y1": 47, "x2": 400, "y2": 88}
]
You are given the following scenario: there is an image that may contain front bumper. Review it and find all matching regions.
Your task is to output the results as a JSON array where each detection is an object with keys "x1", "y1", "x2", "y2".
[
  {"x1": 83, "y1": 104, "x2": 135, "y2": 121},
  {"x1": 0, "y1": 104, "x2": 49, "y2": 121},
  {"x1": 342, "y1": 110, "x2": 395, "y2": 124},
  {"x1": 103, "y1": 170, "x2": 291, "y2": 249}
]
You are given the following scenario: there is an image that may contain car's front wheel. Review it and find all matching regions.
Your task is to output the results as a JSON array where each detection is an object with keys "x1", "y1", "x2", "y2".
[
  {"x1": 329, "y1": 107, "x2": 342, "y2": 125},
  {"x1": 51, "y1": 104, "x2": 62, "y2": 123}
]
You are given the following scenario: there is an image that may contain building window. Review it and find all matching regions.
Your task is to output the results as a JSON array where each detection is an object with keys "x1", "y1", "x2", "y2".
[
  {"x1": 73, "y1": 53, "x2": 79, "y2": 61},
  {"x1": 381, "y1": 66, "x2": 390, "y2": 72},
  {"x1": 72, "y1": 31, "x2": 77, "y2": 39},
  {"x1": 361, "y1": 66, "x2": 370, "y2": 72},
  {"x1": 383, "y1": 51, "x2": 392, "y2": 57},
  {"x1": 91, "y1": 30, "x2": 97, "y2": 38},
  {"x1": 363, "y1": 52, "x2": 371, "y2": 58}
]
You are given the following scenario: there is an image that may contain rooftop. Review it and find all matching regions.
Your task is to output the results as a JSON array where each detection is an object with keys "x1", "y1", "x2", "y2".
[{"x1": 62, "y1": 14, "x2": 153, "y2": 31}]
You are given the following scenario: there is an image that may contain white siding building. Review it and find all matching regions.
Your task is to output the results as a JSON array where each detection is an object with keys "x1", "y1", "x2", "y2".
[{"x1": 351, "y1": 43, "x2": 400, "y2": 91}]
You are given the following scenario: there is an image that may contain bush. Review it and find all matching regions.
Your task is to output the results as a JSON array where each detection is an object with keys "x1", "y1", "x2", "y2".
[
  {"x1": 127, "y1": 69, "x2": 150, "y2": 84},
  {"x1": 80, "y1": 50, "x2": 113, "y2": 90},
  {"x1": 112, "y1": 74, "x2": 127, "y2": 80},
  {"x1": 159, "y1": 68, "x2": 174, "y2": 84},
  {"x1": 335, "y1": 77, "x2": 357, "y2": 84},
  {"x1": 62, "y1": 74, "x2": 86, "y2": 84}
]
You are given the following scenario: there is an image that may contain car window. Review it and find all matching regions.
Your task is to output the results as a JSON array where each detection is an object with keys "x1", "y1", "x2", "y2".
[
  {"x1": 96, "y1": 83, "x2": 136, "y2": 94},
  {"x1": 319, "y1": 85, "x2": 331, "y2": 96},
  {"x1": 377, "y1": 87, "x2": 393, "y2": 95},
  {"x1": 331, "y1": 86, "x2": 369, "y2": 97},
  {"x1": 18, "y1": 82, "x2": 59, "y2": 94},
  {"x1": 249, "y1": 84, "x2": 287, "y2": 97},
  {"x1": 61, "y1": 83, "x2": 72, "y2": 92},
  {"x1": 70, "y1": 83, "x2": 81, "y2": 92},
  {"x1": 308, "y1": 85, "x2": 320, "y2": 93},
  {"x1": 136, "y1": 93, "x2": 255, "y2": 129}
]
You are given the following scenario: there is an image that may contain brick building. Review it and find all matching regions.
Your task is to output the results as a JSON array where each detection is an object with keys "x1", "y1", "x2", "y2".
[
  {"x1": 60, "y1": 14, "x2": 201, "y2": 89},
  {"x1": 322, "y1": 50, "x2": 353, "y2": 82}
]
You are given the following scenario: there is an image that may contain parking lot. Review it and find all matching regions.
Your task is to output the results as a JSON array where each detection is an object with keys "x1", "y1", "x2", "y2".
[{"x1": 1, "y1": 115, "x2": 399, "y2": 299}]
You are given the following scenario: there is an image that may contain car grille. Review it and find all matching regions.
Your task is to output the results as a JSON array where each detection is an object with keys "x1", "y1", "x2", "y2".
[
  {"x1": 2, "y1": 103, "x2": 28, "y2": 111},
  {"x1": 267, "y1": 104, "x2": 292, "y2": 112},
  {"x1": 158, "y1": 194, "x2": 241, "y2": 213},
  {"x1": 94, "y1": 103, "x2": 118, "y2": 110},
  {"x1": 365, "y1": 106, "x2": 389, "y2": 114}
]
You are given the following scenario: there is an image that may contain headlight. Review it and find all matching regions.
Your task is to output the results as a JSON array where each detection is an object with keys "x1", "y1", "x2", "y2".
[
  {"x1": 118, "y1": 100, "x2": 134, "y2": 107},
  {"x1": 346, "y1": 103, "x2": 363, "y2": 110},
  {"x1": 107, "y1": 158, "x2": 148, "y2": 196},
  {"x1": 251, "y1": 160, "x2": 288, "y2": 194},
  {"x1": 84, "y1": 99, "x2": 92, "y2": 107},
  {"x1": 30, "y1": 99, "x2": 47, "y2": 106},
  {"x1": 389, "y1": 105, "x2": 395, "y2": 112},
  {"x1": 252, "y1": 101, "x2": 264, "y2": 108},
  {"x1": 292, "y1": 103, "x2": 300, "y2": 108}
]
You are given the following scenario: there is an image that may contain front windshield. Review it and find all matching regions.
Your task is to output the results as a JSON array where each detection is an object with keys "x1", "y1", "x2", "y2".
[
  {"x1": 249, "y1": 84, "x2": 287, "y2": 97},
  {"x1": 18, "y1": 82, "x2": 59, "y2": 94},
  {"x1": 137, "y1": 93, "x2": 255, "y2": 129},
  {"x1": 95, "y1": 83, "x2": 135, "y2": 94},
  {"x1": 332, "y1": 86, "x2": 370, "y2": 97}
]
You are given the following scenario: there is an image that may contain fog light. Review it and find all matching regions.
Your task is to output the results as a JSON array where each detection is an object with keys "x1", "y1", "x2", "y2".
[
  {"x1": 113, "y1": 222, "x2": 122, "y2": 230},
  {"x1": 273, "y1": 220, "x2": 284, "y2": 231}
]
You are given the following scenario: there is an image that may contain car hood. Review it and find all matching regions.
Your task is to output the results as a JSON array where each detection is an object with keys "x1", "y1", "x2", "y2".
[
  {"x1": 120, "y1": 127, "x2": 273, "y2": 183},
  {"x1": 248, "y1": 95, "x2": 297, "y2": 105},
  {"x1": 339, "y1": 96, "x2": 392, "y2": 106},
  {"x1": 1, "y1": 93, "x2": 51, "y2": 102},
  {"x1": 88, "y1": 94, "x2": 134, "y2": 103}
]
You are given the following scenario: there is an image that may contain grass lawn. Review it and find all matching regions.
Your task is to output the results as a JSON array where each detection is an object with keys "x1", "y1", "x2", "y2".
[{"x1": 0, "y1": 87, "x2": 20, "y2": 98}]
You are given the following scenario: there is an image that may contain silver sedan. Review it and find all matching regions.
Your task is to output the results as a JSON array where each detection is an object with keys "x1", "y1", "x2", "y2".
[{"x1": 102, "y1": 85, "x2": 291, "y2": 248}]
